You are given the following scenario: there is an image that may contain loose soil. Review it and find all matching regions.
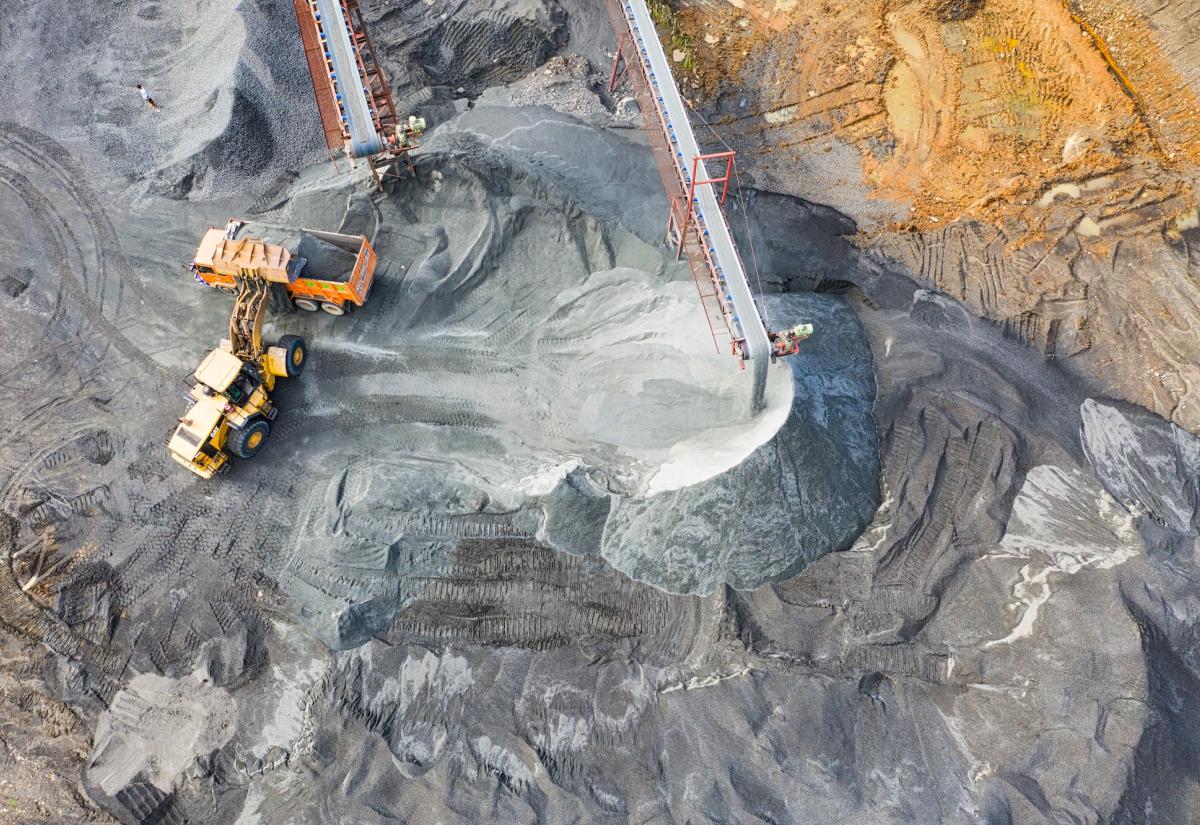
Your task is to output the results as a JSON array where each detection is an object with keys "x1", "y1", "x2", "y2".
[{"x1": 673, "y1": 0, "x2": 1200, "y2": 232}]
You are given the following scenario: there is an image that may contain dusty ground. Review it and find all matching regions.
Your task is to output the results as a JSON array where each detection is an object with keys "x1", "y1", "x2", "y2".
[
  {"x1": 1, "y1": 0, "x2": 1200, "y2": 823},
  {"x1": 0, "y1": 634, "x2": 114, "y2": 824},
  {"x1": 669, "y1": 0, "x2": 1200, "y2": 434}
]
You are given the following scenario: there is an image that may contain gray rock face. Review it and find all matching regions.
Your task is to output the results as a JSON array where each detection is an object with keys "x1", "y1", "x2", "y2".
[
  {"x1": 4, "y1": 2, "x2": 1200, "y2": 823},
  {"x1": 1081, "y1": 398, "x2": 1200, "y2": 535},
  {"x1": 214, "y1": 270, "x2": 1198, "y2": 825},
  {"x1": 729, "y1": 189, "x2": 863, "y2": 293},
  {"x1": 714, "y1": 285, "x2": 1156, "y2": 825},
  {"x1": 1076, "y1": 400, "x2": 1200, "y2": 823},
  {"x1": 537, "y1": 467, "x2": 612, "y2": 556},
  {"x1": 868, "y1": 220, "x2": 1200, "y2": 436}
]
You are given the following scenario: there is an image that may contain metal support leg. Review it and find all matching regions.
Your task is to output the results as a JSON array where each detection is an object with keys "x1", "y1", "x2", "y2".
[{"x1": 608, "y1": 33, "x2": 628, "y2": 94}]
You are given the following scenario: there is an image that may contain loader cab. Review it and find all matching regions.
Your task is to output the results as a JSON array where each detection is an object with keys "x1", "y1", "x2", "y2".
[
  {"x1": 194, "y1": 347, "x2": 244, "y2": 395},
  {"x1": 168, "y1": 348, "x2": 276, "y2": 479},
  {"x1": 191, "y1": 347, "x2": 272, "y2": 419},
  {"x1": 223, "y1": 365, "x2": 262, "y2": 407}
]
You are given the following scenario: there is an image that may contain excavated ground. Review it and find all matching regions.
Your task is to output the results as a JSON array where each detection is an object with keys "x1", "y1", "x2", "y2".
[
  {"x1": 670, "y1": 0, "x2": 1200, "y2": 437},
  {"x1": 0, "y1": 0, "x2": 1199, "y2": 824}
]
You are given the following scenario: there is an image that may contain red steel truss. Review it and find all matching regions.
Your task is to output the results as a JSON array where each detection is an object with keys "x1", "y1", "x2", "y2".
[
  {"x1": 293, "y1": 0, "x2": 419, "y2": 187},
  {"x1": 603, "y1": 0, "x2": 745, "y2": 357}
]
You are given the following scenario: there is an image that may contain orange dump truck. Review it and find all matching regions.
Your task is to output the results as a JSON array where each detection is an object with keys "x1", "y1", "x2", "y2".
[{"x1": 190, "y1": 220, "x2": 377, "y2": 315}]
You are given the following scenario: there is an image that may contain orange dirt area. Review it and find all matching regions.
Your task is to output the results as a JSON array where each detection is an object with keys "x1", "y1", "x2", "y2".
[{"x1": 672, "y1": 0, "x2": 1200, "y2": 233}]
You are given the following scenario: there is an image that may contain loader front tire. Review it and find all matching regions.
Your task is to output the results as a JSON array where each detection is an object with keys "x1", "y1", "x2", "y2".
[
  {"x1": 231, "y1": 419, "x2": 270, "y2": 459},
  {"x1": 277, "y1": 335, "x2": 307, "y2": 378}
]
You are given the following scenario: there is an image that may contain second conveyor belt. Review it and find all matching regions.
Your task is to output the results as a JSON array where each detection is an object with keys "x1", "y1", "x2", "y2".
[{"x1": 615, "y1": 0, "x2": 772, "y2": 411}]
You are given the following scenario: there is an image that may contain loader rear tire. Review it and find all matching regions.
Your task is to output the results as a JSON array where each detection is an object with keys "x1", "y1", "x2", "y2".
[{"x1": 231, "y1": 419, "x2": 270, "y2": 459}]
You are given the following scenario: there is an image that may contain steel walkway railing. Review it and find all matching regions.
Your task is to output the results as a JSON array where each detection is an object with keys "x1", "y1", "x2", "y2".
[{"x1": 605, "y1": 0, "x2": 772, "y2": 412}]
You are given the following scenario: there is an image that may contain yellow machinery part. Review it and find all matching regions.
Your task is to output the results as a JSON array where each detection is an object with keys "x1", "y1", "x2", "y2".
[{"x1": 264, "y1": 346, "x2": 292, "y2": 378}]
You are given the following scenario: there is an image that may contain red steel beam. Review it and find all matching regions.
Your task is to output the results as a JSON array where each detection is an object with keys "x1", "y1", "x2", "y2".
[{"x1": 603, "y1": 0, "x2": 738, "y2": 354}]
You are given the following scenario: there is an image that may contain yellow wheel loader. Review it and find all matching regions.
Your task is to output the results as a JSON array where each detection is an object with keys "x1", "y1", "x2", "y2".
[{"x1": 167, "y1": 269, "x2": 307, "y2": 479}]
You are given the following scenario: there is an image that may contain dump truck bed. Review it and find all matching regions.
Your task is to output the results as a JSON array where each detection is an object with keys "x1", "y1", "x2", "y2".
[
  {"x1": 191, "y1": 221, "x2": 377, "y2": 308},
  {"x1": 287, "y1": 229, "x2": 376, "y2": 306}
]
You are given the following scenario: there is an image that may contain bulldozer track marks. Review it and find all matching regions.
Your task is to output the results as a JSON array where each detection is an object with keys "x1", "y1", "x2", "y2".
[
  {"x1": 388, "y1": 541, "x2": 699, "y2": 662},
  {"x1": 39, "y1": 430, "x2": 116, "y2": 471},
  {"x1": 841, "y1": 410, "x2": 1021, "y2": 657},
  {"x1": 352, "y1": 511, "x2": 533, "y2": 543},
  {"x1": 842, "y1": 643, "x2": 950, "y2": 684},
  {"x1": 22, "y1": 485, "x2": 113, "y2": 530},
  {"x1": 114, "y1": 465, "x2": 300, "y2": 607},
  {"x1": 0, "y1": 515, "x2": 127, "y2": 705},
  {"x1": 8, "y1": 427, "x2": 120, "y2": 518},
  {"x1": 114, "y1": 784, "x2": 183, "y2": 825}
]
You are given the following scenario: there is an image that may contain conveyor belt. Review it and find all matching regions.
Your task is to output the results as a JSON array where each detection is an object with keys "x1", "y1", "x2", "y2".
[
  {"x1": 293, "y1": 0, "x2": 343, "y2": 153},
  {"x1": 611, "y1": 0, "x2": 772, "y2": 410},
  {"x1": 313, "y1": 0, "x2": 384, "y2": 158}
]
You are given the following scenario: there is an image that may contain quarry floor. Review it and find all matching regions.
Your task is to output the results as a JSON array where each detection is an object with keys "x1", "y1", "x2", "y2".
[{"x1": 0, "y1": 1, "x2": 1198, "y2": 824}]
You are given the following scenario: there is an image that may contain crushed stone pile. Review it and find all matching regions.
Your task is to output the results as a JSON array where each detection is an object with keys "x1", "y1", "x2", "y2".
[{"x1": 1, "y1": 0, "x2": 1200, "y2": 823}]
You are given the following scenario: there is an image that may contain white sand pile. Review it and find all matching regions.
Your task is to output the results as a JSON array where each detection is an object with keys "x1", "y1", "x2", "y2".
[
  {"x1": 263, "y1": 107, "x2": 878, "y2": 644},
  {"x1": 87, "y1": 673, "x2": 236, "y2": 796}
]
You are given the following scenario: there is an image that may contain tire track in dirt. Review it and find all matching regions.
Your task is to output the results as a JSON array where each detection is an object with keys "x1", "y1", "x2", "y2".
[
  {"x1": 0, "y1": 133, "x2": 305, "y2": 611},
  {"x1": 0, "y1": 166, "x2": 170, "y2": 382},
  {"x1": 284, "y1": 393, "x2": 496, "y2": 429},
  {"x1": 0, "y1": 514, "x2": 127, "y2": 706},
  {"x1": 389, "y1": 540, "x2": 705, "y2": 665},
  {"x1": 0, "y1": 123, "x2": 193, "y2": 330}
]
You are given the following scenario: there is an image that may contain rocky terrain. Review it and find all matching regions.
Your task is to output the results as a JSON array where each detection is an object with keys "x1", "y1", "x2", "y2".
[
  {"x1": 670, "y1": 0, "x2": 1200, "y2": 435},
  {"x1": 0, "y1": 0, "x2": 1198, "y2": 824}
]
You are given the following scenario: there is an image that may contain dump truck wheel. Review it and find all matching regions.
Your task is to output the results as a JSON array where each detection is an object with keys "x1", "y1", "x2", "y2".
[
  {"x1": 294, "y1": 298, "x2": 319, "y2": 312},
  {"x1": 218, "y1": 285, "x2": 237, "y2": 296},
  {"x1": 231, "y1": 419, "x2": 270, "y2": 459},
  {"x1": 277, "y1": 335, "x2": 307, "y2": 378},
  {"x1": 320, "y1": 301, "x2": 346, "y2": 316}
]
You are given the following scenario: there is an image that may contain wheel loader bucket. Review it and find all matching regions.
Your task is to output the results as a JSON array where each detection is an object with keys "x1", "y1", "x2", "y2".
[{"x1": 264, "y1": 346, "x2": 291, "y2": 378}]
